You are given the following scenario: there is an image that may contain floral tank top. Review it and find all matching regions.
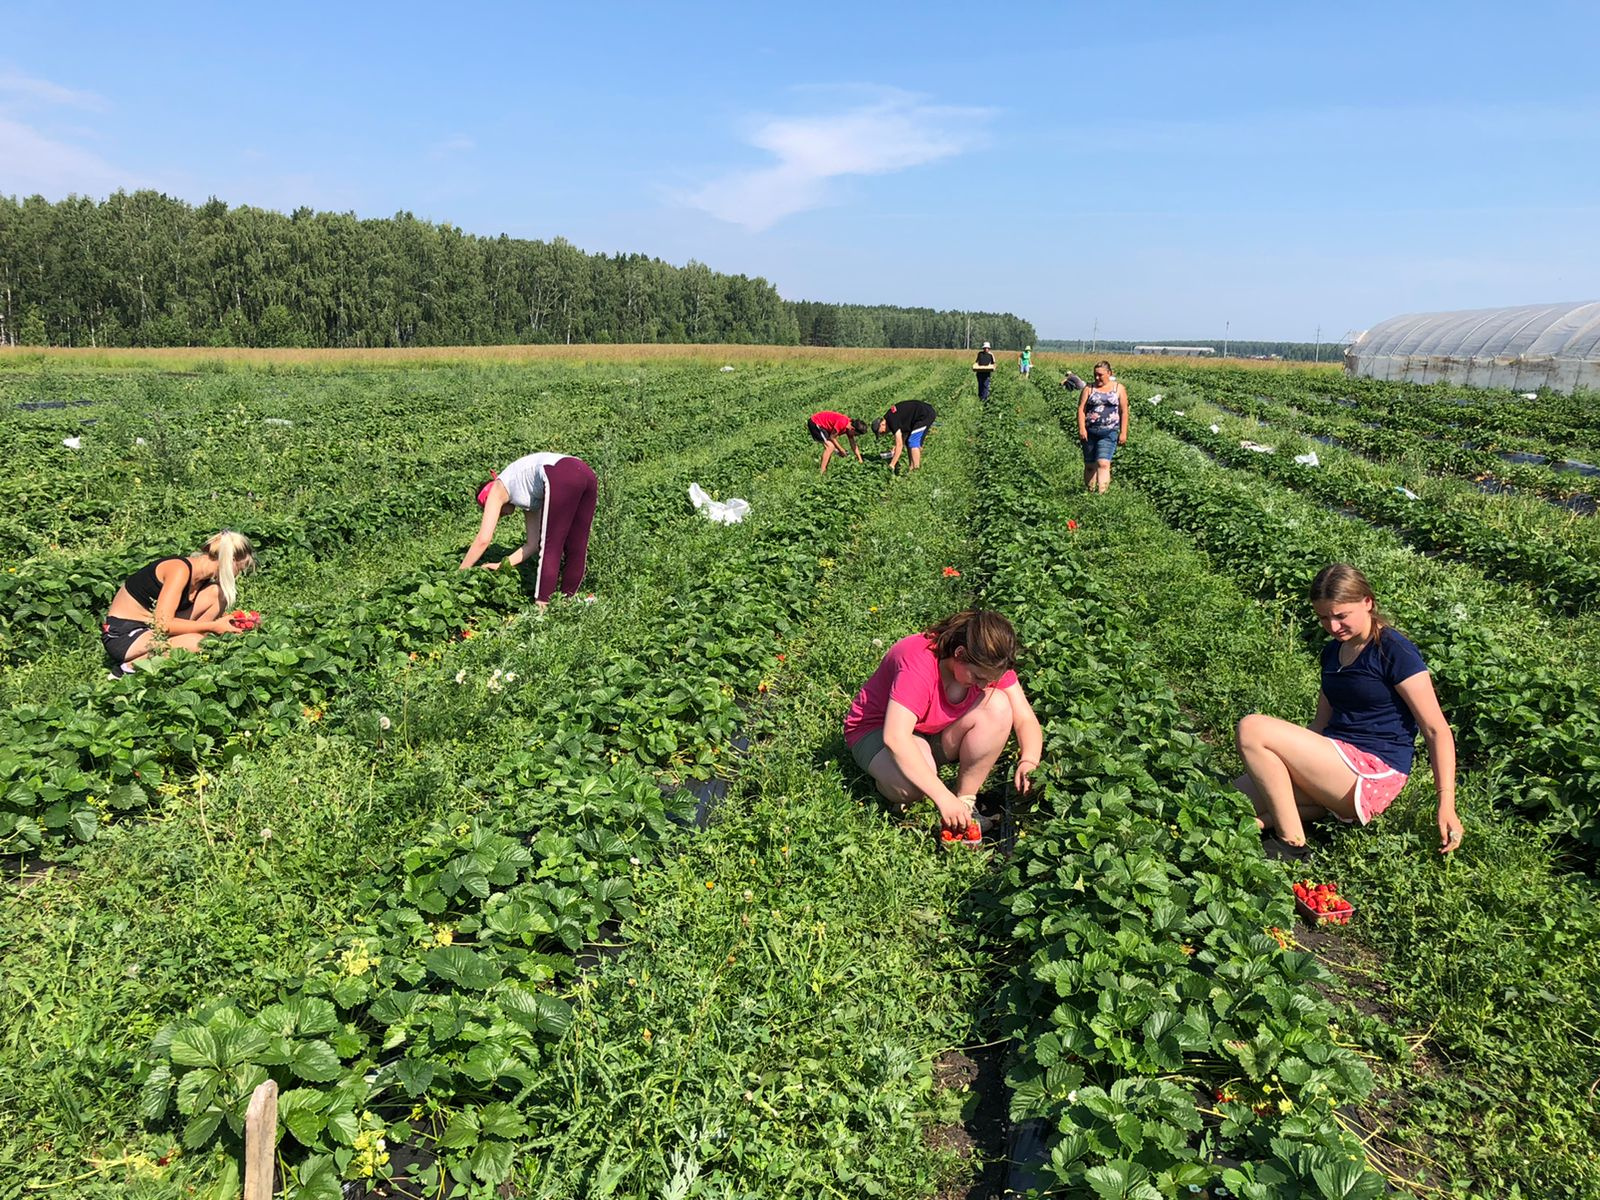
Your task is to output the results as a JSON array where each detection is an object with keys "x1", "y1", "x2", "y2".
[{"x1": 1084, "y1": 385, "x2": 1121, "y2": 430}]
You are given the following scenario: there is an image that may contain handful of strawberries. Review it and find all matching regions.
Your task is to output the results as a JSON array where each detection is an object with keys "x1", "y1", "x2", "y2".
[
  {"x1": 1292, "y1": 879, "x2": 1353, "y2": 925},
  {"x1": 939, "y1": 820, "x2": 983, "y2": 846},
  {"x1": 228, "y1": 609, "x2": 262, "y2": 631}
]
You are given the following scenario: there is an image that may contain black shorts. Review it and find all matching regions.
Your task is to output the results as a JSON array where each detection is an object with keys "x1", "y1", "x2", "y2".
[
  {"x1": 102, "y1": 616, "x2": 150, "y2": 666},
  {"x1": 807, "y1": 419, "x2": 827, "y2": 444}
]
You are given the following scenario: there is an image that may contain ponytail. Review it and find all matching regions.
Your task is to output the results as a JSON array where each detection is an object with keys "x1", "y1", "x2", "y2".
[{"x1": 205, "y1": 531, "x2": 257, "y2": 610}]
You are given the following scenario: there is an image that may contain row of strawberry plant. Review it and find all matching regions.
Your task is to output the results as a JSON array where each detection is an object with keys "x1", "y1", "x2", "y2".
[
  {"x1": 1193, "y1": 382, "x2": 1597, "y2": 503},
  {"x1": 1, "y1": 357, "x2": 949, "y2": 851},
  {"x1": 0, "y1": 366, "x2": 632, "y2": 552},
  {"x1": 512, "y1": 388, "x2": 995, "y2": 1196},
  {"x1": 0, "y1": 565, "x2": 536, "y2": 855},
  {"x1": 1193, "y1": 367, "x2": 1600, "y2": 458},
  {"x1": 0, "y1": 476, "x2": 480, "y2": 666},
  {"x1": 1139, "y1": 396, "x2": 1600, "y2": 614},
  {"x1": 1123, "y1": 365, "x2": 1600, "y2": 476},
  {"x1": 136, "y1": 450, "x2": 899, "y2": 1196},
  {"x1": 1329, "y1": 373, "x2": 1600, "y2": 448},
  {"x1": 1112, "y1": 428, "x2": 1600, "y2": 845},
  {"x1": 0, "y1": 361, "x2": 894, "y2": 669},
  {"x1": 972, "y1": 392, "x2": 1384, "y2": 1199},
  {"x1": 1016, "y1": 434, "x2": 1600, "y2": 1197}
]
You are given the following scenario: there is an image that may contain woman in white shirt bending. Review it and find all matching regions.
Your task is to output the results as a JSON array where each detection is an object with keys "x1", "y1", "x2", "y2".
[{"x1": 460, "y1": 452, "x2": 598, "y2": 604}]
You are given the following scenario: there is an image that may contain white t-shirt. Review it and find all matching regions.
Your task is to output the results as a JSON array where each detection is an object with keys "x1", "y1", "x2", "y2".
[{"x1": 499, "y1": 453, "x2": 568, "y2": 511}]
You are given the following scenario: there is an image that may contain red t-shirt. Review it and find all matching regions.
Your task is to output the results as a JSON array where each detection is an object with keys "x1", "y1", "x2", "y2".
[
  {"x1": 810, "y1": 411, "x2": 852, "y2": 435},
  {"x1": 844, "y1": 633, "x2": 1018, "y2": 745}
]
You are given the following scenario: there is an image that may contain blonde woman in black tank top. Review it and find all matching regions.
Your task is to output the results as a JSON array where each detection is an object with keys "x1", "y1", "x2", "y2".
[{"x1": 102, "y1": 531, "x2": 256, "y2": 671}]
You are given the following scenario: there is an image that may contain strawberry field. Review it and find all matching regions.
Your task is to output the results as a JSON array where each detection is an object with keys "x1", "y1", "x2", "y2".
[{"x1": 2, "y1": 352, "x2": 1598, "y2": 1199}]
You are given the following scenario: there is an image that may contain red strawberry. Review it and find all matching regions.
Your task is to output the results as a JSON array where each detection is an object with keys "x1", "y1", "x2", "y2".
[
  {"x1": 964, "y1": 820, "x2": 981, "y2": 842},
  {"x1": 940, "y1": 829, "x2": 956, "y2": 842}
]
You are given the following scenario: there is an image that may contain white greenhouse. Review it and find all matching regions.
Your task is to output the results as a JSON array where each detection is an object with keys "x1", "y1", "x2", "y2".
[{"x1": 1345, "y1": 300, "x2": 1600, "y2": 393}]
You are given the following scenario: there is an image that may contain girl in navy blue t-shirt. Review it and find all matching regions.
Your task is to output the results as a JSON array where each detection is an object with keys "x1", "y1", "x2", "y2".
[{"x1": 1233, "y1": 564, "x2": 1462, "y2": 858}]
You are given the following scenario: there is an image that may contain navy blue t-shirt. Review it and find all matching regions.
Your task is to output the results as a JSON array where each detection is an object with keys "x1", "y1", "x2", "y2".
[{"x1": 1320, "y1": 628, "x2": 1429, "y2": 774}]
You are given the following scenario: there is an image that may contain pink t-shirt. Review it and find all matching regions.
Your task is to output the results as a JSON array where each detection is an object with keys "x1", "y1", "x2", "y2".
[{"x1": 843, "y1": 633, "x2": 1018, "y2": 746}]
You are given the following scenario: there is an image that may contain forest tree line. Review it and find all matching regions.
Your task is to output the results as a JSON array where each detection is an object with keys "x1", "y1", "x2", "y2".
[{"x1": 0, "y1": 191, "x2": 1036, "y2": 351}]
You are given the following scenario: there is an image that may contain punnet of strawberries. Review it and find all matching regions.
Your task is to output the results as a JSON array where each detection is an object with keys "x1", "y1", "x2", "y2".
[
  {"x1": 228, "y1": 609, "x2": 262, "y2": 631},
  {"x1": 938, "y1": 819, "x2": 982, "y2": 845},
  {"x1": 1292, "y1": 879, "x2": 1353, "y2": 925}
]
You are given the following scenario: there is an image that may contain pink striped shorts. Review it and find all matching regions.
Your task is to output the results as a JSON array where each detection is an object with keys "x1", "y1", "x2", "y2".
[{"x1": 1326, "y1": 738, "x2": 1408, "y2": 824}]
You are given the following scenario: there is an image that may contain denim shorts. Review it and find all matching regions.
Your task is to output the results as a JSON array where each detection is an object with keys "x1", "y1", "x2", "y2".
[{"x1": 1082, "y1": 428, "x2": 1119, "y2": 464}]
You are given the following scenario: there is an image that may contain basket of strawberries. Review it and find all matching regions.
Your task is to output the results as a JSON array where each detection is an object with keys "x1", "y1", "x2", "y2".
[
  {"x1": 938, "y1": 819, "x2": 983, "y2": 847},
  {"x1": 1292, "y1": 879, "x2": 1353, "y2": 925}
]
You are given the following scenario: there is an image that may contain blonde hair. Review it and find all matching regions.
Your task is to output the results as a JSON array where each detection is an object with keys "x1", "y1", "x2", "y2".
[
  {"x1": 204, "y1": 531, "x2": 256, "y2": 610},
  {"x1": 924, "y1": 610, "x2": 1019, "y2": 677},
  {"x1": 1309, "y1": 563, "x2": 1390, "y2": 643}
]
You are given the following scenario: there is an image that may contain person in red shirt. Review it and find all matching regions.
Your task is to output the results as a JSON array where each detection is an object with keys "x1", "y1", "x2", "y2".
[
  {"x1": 844, "y1": 610, "x2": 1045, "y2": 831},
  {"x1": 807, "y1": 411, "x2": 868, "y2": 475}
]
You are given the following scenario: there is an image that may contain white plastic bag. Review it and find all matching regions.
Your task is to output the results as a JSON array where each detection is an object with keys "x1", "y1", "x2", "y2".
[
  {"x1": 62, "y1": 436, "x2": 82, "y2": 450},
  {"x1": 720, "y1": 365, "x2": 735, "y2": 373},
  {"x1": 1394, "y1": 485, "x2": 1420, "y2": 500},
  {"x1": 1209, "y1": 424, "x2": 1221, "y2": 434},
  {"x1": 1293, "y1": 451, "x2": 1320, "y2": 467},
  {"x1": 1148, "y1": 395, "x2": 1162, "y2": 405},
  {"x1": 688, "y1": 482, "x2": 750, "y2": 525},
  {"x1": 1240, "y1": 440, "x2": 1275, "y2": 453}
]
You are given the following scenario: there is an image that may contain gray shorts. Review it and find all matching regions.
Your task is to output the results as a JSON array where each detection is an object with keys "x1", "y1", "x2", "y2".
[{"x1": 849, "y1": 727, "x2": 941, "y2": 773}]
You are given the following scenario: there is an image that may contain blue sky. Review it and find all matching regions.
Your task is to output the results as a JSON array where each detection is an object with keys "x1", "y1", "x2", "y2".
[{"x1": 4, "y1": 0, "x2": 1598, "y2": 341}]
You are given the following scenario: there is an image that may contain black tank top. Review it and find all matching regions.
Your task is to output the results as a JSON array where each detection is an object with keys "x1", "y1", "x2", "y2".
[{"x1": 125, "y1": 557, "x2": 191, "y2": 610}]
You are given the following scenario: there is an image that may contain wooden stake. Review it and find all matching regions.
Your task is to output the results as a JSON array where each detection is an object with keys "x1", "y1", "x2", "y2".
[{"x1": 244, "y1": 1079, "x2": 279, "y2": 1200}]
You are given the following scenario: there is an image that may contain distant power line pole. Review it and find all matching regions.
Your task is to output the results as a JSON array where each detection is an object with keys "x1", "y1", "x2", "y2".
[
  {"x1": 1091, "y1": 317, "x2": 1098, "y2": 354},
  {"x1": 1314, "y1": 325, "x2": 1321, "y2": 363},
  {"x1": 1224, "y1": 321, "x2": 1230, "y2": 358}
]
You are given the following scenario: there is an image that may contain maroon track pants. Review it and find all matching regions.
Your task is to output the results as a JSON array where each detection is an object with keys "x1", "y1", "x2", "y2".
[{"x1": 534, "y1": 457, "x2": 597, "y2": 603}]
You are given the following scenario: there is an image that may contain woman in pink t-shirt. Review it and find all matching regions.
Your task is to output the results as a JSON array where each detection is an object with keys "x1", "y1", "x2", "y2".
[{"x1": 844, "y1": 610, "x2": 1045, "y2": 831}]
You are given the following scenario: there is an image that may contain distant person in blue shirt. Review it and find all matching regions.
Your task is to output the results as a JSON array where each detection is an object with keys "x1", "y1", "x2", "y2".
[{"x1": 1233, "y1": 564, "x2": 1461, "y2": 860}]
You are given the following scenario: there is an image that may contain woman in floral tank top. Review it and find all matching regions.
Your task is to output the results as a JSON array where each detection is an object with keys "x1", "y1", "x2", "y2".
[{"x1": 1076, "y1": 360, "x2": 1128, "y2": 492}]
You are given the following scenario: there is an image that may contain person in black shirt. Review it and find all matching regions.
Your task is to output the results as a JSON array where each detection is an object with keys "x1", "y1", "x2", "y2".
[
  {"x1": 101, "y1": 531, "x2": 257, "y2": 672},
  {"x1": 973, "y1": 342, "x2": 996, "y2": 399},
  {"x1": 873, "y1": 400, "x2": 937, "y2": 472}
]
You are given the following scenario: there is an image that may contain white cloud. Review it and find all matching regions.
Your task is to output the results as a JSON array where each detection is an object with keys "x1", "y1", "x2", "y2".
[
  {"x1": 0, "y1": 70, "x2": 107, "y2": 111},
  {"x1": 685, "y1": 91, "x2": 992, "y2": 231},
  {"x1": 0, "y1": 70, "x2": 133, "y2": 197},
  {"x1": 0, "y1": 115, "x2": 138, "y2": 197}
]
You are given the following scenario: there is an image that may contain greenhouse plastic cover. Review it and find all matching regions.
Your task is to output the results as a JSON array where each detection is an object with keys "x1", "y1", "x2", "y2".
[{"x1": 1346, "y1": 300, "x2": 1600, "y2": 393}]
